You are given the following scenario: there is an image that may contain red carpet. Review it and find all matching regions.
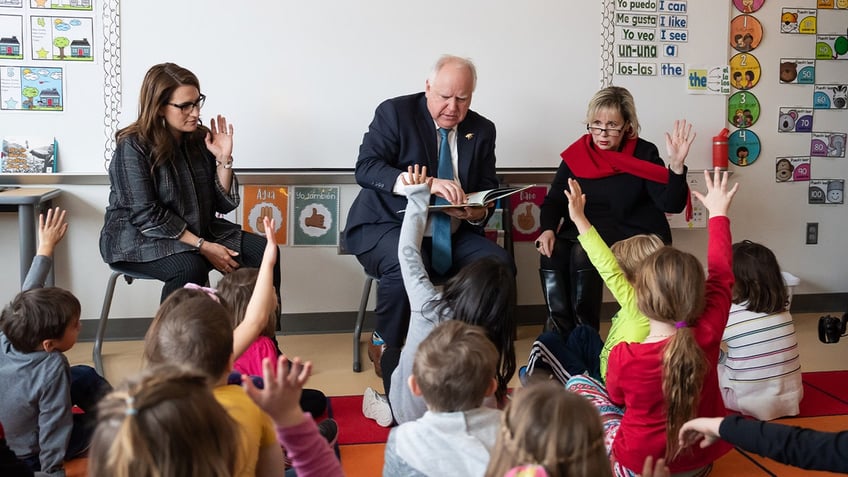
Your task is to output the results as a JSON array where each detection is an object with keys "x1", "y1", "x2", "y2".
[
  {"x1": 798, "y1": 370, "x2": 848, "y2": 417},
  {"x1": 329, "y1": 395, "x2": 392, "y2": 445}
]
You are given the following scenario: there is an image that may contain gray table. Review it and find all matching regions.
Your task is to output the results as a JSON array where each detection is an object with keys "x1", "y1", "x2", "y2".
[{"x1": 0, "y1": 187, "x2": 62, "y2": 285}]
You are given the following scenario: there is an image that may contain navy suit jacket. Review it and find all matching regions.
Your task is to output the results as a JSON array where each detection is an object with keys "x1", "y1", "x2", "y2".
[{"x1": 344, "y1": 92, "x2": 499, "y2": 255}]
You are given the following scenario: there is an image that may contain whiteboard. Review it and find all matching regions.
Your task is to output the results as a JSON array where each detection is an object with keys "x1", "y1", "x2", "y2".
[{"x1": 2, "y1": 1, "x2": 729, "y2": 172}]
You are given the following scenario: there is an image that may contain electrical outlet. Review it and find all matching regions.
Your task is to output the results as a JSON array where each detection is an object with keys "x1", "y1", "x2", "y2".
[{"x1": 806, "y1": 222, "x2": 818, "y2": 244}]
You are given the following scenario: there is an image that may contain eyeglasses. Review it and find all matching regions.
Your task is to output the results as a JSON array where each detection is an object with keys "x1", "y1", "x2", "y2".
[
  {"x1": 586, "y1": 124, "x2": 625, "y2": 137},
  {"x1": 168, "y1": 94, "x2": 206, "y2": 114}
]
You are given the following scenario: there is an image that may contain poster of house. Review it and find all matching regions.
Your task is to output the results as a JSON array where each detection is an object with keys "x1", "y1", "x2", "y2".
[
  {"x1": 30, "y1": 15, "x2": 93, "y2": 61},
  {"x1": 292, "y1": 186, "x2": 339, "y2": 246},
  {"x1": 241, "y1": 185, "x2": 288, "y2": 245},
  {"x1": 0, "y1": 65, "x2": 63, "y2": 110},
  {"x1": 0, "y1": 15, "x2": 23, "y2": 60},
  {"x1": 30, "y1": 0, "x2": 93, "y2": 11}
]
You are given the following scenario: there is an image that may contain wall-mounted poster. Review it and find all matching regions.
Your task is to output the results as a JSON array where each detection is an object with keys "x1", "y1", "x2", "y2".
[
  {"x1": 0, "y1": 65, "x2": 63, "y2": 110},
  {"x1": 728, "y1": 128, "x2": 761, "y2": 166},
  {"x1": 813, "y1": 84, "x2": 848, "y2": 109},
  {"x1": 816, "y1": 34, "x2": 848, "y2": 60},
  {"x1": 809, "y1": 179, "x2": 844, "y2": 204},
  {"x1": 811, "y1": 132, "x2": 847, "y2": 157},
  {"x1": 775, "y1": 157, "x2": 811, "y2": 182},
  {"x1": 778, "y1": 58, "x2": 815, "y2": 84},
  {"x1": 292, "y1": 186, "x2": 339, "y2": 246},
  {"x1": 780, "y1": 8, "x2": 817, "y2": 34},
  {"x1": 733, "y1": 0, "x2": 765, "y2": 13},
  {"x1": 777, "y1": 107, "x2": 814, "y2": 133},
  {"x1": 730, "y1": 15, "x2": 763, "y2": 52},
  {"x1": 241, "y1": 185, "x2": 288, "y2": 245},
  {"x1": 729, "y1": 53, "x2": 761, "y2": 90},
  {"x1": 509, "y1": 185, "x2": 547, "y2": 243},
  {"x1": 728, "y1": 91, "x2": 760, "y2": 128}
]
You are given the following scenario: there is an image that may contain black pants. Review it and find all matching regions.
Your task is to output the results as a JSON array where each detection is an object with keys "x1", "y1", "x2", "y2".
[{"x1": 113, "y1": 231, "x2": 281, "y2": 304}]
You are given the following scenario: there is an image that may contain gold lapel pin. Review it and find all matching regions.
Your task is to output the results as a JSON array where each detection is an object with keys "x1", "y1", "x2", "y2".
[{"x1": 465, "y1": 133, "x2": 474, "y2": 140}]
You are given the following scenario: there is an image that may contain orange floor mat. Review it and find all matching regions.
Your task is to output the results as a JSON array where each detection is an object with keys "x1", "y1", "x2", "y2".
[{"x1": 340, "y1": 443, "x2": 386, "y2": 477}]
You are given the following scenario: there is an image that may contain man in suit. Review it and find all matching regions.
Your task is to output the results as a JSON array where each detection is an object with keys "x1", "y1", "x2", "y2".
[{"x1": 344, "y1": 55, "x2": 514, "y2": 388}]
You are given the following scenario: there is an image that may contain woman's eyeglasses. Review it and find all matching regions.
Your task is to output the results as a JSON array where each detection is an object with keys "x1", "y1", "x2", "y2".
[
  {"x1": 586, "y1": 124, "x2": 625, "y2": 137},
  {"x1": 168, "y1": 94, "x2": 206, "y2": 114}
]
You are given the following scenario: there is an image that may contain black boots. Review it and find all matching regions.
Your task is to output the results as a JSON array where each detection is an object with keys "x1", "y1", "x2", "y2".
[
  {"x1": 572, "y1": 268, "x2": 603, "y2": 332},
  {"x1": 540, "y1": 269, "x2": 577, "y2": 336},
  {"x1": 539, "y1": 268, "x2": 603, "y2": 335}
]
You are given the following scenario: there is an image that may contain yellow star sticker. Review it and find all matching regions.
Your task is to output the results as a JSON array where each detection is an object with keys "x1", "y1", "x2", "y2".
[{"x1": 37, "y1": 48, "x2": 49, "y2": 59}]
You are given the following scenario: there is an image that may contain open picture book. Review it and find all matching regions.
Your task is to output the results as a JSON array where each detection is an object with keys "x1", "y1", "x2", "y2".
[{"x1": 399, "y1": 184, "x2": 536, "y2": 212}]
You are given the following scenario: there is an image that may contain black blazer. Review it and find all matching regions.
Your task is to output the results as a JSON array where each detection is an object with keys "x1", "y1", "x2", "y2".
[{"x1": 344, "y1": 93, "x2": 499, "y2": 255}]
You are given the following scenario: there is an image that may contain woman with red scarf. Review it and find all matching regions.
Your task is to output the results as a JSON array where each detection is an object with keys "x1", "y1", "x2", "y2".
[{"x1": 535, "y1": 86, "x2": 693, "y2": 339}]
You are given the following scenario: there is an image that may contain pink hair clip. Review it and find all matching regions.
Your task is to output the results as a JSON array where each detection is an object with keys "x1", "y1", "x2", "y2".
[{"x1": 183, "y1": 282, "x2": 220, "y2": 303}]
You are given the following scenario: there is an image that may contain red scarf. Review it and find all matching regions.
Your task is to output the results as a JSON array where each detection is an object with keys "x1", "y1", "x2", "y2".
[{"x1": 561, "y1": 134, "x2": 692, "y2": 221}]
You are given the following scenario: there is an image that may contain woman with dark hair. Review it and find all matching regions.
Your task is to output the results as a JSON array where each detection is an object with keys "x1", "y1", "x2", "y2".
[{"x1": 99, "y1": 63, "x2": 279, "y2": 303}]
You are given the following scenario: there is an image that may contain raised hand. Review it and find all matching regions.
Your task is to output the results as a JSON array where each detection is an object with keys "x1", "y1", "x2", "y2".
[
  {"x1": 401, "y1": 164, "x2": 432, "y2": 187},
  {"x1": 692, "y1": 168, "x2": 739, "y2": 218},
  {"x1": 37, "y1": 207, "x2": 68, "y2": 257},
  {"x1": 204, "y1": 114, "x2": 234, "y2": 162},
  {"x1": 243, "y1": 354, "x2": 312, "y2": 428},
  {"x1": 665, "y1": 119, "x2": 695, "y2": 174}
]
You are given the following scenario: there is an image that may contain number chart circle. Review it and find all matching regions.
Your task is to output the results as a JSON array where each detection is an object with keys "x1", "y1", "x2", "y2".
[
  {"x1": 728, "y1": 129, "x2": 761, "y2": 167},
  {"x1": 729, "y1": 53, "x2": 761, "y2": 91},
  {"x1": 730, "y1": 15, "x2": 763, "y2": 52},
  {"x1": 733, "y1": 0, "x2": 765, "y2": 13},
  {"x1": 727, "y1": 91, "x2": 760, "y2": 128}
]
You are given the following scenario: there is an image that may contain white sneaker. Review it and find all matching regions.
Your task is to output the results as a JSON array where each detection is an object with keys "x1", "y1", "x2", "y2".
[{"x1": 362, "y1": 387, "x2": 393, "y2": 427}]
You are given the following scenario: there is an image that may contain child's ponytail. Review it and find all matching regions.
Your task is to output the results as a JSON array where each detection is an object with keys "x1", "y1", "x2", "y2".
[{"x1": 662, "y1": 324, "x2": 706, "y2": 461}]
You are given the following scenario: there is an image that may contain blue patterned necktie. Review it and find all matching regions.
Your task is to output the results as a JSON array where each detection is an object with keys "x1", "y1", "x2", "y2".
[{"x1": 432, "y1": 127, "x2": 453, "y2": 275}]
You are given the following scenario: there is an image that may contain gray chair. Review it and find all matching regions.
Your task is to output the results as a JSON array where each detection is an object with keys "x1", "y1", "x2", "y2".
[
  {"x1": 93, "y1": 266, "x2": 158, "y2": 375},
  {"x1": 338, "y1": 230, "x2": 378, "y2": 372}
]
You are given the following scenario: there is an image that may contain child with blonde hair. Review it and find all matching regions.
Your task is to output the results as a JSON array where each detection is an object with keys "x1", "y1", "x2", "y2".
[
  {"x1": 522, "y1": 231, "x2": 663, "y2": 384},
  {"x1": 719, "y1": 240, "x2": 802, "y2": 420},
  {"x1": 88, "y1": 365, "x2": 240, "y2": 477},
  {"x1": 566, "y1": 169, "x2": 738, "y2": 476},
  {"x1": 485, "y1": 382, "x2": 613, "y2": 477}
]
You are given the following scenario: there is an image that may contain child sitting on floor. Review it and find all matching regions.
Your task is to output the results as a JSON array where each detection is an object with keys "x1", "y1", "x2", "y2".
[
  {"x1": 485, "y1": 381, "x2": 614, "y2": 477},
  {"x1": 566, "y1": 169, "x2": 739, "y2": 476},
  {"x1": 0, "y1": 208, "x2": 111, "y2": 477},
  {"x1": 363, "y1": 165, "x2": 516, "y2": 427},
  {"x1": 719, "y1": 240, "x2": 802, "y2": 420},
  {"x1": 383, "y1": 320, "x2": 502, "y2": 476},
  {"x1": 523, "y1": 232, "x2": 663, "y2": 384},
  {"x1": 88, "y1": 364, "x2": 240, "y2": 477},
  {"x1": 217, "y1": 267, "x2": 330, "y2": 420},
  {"x1": 144, "y1": 217, "x2": 287, "y2": 477}
]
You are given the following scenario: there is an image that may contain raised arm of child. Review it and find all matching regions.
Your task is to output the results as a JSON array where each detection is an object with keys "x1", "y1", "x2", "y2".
[
  {"x1": 23, "y1": 207, "x2": 68, "y2": 292},
  {"x1": 692, "y1": 168, "x2": 739, "y2": 335},
  {"x1": 243, "y1": 355, "x2": 343, "y2": 477},
  {"x1": 564, "y1": 179, "x2": 640, "y2": 325},
  {"x1": 233, "y1": 216, "x2": 279, "y2": 358},
  {"x1": 397, "y1": 164, "x2": 437, "y2": 310}
]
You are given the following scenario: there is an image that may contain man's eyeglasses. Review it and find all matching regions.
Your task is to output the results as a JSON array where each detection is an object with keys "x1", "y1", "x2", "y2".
[
  {"x1": 586, "y1": 124, "x2": 625, "y2": 137},
  {"x1": 168, "y1": 94, "x2": 206, "y2": 113}
]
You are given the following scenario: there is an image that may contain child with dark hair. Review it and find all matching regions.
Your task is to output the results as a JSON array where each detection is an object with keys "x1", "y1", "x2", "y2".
[
  {"x1": 566, "y1": 169, "x2": 739, "y2": 476},
  {"x1": 0, "y1": 208, "x2": 111, "y2": 476},
  {"x1": 216, "y1": 266, "x2": 335, "y2": 444},
  {"x1": 362, "y1": 165, "x2": 517, "y2": 427},
  {"x1": 719, "y1": 240, "x2": 802, "y2": 420},
  {"x1": 383, "y1": 320, "x2": 502, "y2": 476}
]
